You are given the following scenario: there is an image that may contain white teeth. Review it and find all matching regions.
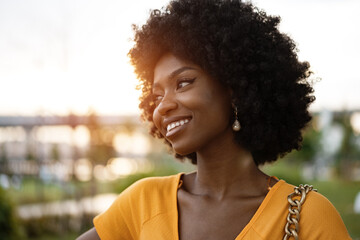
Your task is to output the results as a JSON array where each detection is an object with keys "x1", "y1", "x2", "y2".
[{"x1": 166, "y1": 119, "x2": 190, "y2": 132}]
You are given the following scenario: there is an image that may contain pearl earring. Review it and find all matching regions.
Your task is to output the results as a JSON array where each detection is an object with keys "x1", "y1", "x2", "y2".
[{"x1": 232, "y1": 104, "x2": 241, "y2": 131}]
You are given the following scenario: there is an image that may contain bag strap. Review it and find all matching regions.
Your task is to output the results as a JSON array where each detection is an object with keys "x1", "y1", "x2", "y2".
[{"x1": 283, "y1": 184, "x2": 317, "y2": 240}]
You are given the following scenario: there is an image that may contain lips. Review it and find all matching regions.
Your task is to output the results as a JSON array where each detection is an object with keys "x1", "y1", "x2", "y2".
[
  {"x1": 167, "y1": 119, "x2": 189, "y2": 132},
  {"x1": 163, "y1": 116, "x2": 192, "y2": 138}
]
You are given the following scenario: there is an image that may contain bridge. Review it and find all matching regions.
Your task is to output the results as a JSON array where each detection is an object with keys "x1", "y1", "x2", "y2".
[{"x1": 0, "y1": 114, "x2": 141, "y2": 127}]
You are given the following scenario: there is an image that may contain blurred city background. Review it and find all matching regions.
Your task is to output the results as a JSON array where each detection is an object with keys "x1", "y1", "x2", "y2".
[{"x1": 0, "y1": 0, "x2": 359, "y2": 239}]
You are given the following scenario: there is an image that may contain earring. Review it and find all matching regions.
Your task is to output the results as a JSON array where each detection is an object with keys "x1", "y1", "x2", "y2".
[{"x1": 232, "y1": 103, "x2": 241, "y2": 131}]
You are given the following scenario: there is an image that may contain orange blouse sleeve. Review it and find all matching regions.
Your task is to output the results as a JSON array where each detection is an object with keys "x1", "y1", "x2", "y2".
[
  {"x1": 93, "y1": 180, "x2": 144, "y2": 240},
  {"x1": 93, "y1": 174, "x2": 180, "y2": 240},
  {"x1": 297, "y1": 190, "x2": 352, "y2": 240}
]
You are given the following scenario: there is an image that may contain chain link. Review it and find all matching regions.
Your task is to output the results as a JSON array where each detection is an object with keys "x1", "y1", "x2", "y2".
[{"x1": 283, "y1": 184, "x2": 317, "y2": 240}]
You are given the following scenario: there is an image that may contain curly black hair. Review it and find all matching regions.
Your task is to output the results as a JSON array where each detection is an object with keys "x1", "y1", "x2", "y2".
[{"x1": 128, "y1": 0, "x2": 315, "y2": 165}]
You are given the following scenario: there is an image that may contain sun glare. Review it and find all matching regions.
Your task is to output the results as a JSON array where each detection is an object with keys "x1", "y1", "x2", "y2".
[{"x1": 0, "y1": 0, "x2": 359, "y2": 115}]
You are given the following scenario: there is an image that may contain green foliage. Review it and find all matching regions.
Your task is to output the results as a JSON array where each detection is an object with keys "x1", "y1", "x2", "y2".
[
  {"x1": 86, "y1": 143, "x2": 115, "y2": 165},
  {"x1": 0, "y1": 186, "x2": 24, "y2": 240},
  {"x1": 0, "y1": 144, "x2": 7, "y2": 163},
  {"x1": 262, "y1": 160, "x2": 304, "y2": 186},
  {"x1": 331, "y1": 112, "x2": 360, "y2": 179},
  {"x1": 51, "y1": 144, "x2": 60, "y2": 162},
  {"x1": 284, "y1": 124, "x2": 321, "y2": 163},
  {"x1": 298, "y1": 127, "x2": 321, "y2": 161},
  {"x1": 334, "y1": 113, "x2": 360, "y2": 162},
  {"x1": 113, "y1": 169, "x2": 178, "y2": 194},
  {"x1": 25, "y1": 145, "x2": 37, "y2": 162},
  {"x1": 7, "y1": 177, "x2": 65, "y2": 205},
  {"x1": 114, "y1": 172, "x2": 157, "y2": 193},
  {"x1": 21, "y1": 214, "x2": 93, "y2": 240},
  {"x1": 27, "y1": 232, "x2": 78, "y2": 240},
  {"x1": 86, "y1": 112, "x2": 116, "y2": 165}
]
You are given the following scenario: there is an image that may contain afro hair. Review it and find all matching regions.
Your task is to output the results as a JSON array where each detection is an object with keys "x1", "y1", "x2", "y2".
[{"x1": 128, "y1": 0, "x2": 315, "y2": 165}]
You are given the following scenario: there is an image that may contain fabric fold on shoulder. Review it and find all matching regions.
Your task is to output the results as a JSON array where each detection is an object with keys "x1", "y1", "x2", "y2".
[{"x1": 93, "y1": 173, "x2": 183, "y2": 240}]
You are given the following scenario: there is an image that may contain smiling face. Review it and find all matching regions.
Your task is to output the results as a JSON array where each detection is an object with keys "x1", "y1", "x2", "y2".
[{"x1": 152, "y1": 53, "x2": 233, "y2": 156}]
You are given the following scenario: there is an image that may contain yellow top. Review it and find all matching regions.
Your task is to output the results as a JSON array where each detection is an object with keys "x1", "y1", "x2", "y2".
[{"x1": 94, "y1": 173, "x2": 351, "y2": 240}]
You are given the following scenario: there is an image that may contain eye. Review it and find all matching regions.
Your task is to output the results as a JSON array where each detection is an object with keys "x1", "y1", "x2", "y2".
[
  {"x1": 176, "y1": 78, "x2": 195, "y2": 90},
  {"x1": 152, "y1": 94, "x2": 163, "y2": 105}
]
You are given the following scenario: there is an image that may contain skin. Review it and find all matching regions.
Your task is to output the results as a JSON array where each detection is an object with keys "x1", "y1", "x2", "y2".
[
  {"x1": 76, "y1": 228, "x2": 100, "y2": 240},
  {"x1": 153, "y1": 53, "x2": 277, "y2": 240},
  {"x1": 77, "y1": 52, "x2": 277, "y2": 239},
  {"x1": 152, "y1": 53, "x2": 233, "y2": 155}
]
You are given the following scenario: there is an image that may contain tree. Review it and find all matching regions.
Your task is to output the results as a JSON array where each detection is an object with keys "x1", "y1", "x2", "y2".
[
  {"x1": 333, "y1": 112, "x2": 360, "y2": 178},
  {"x1": 0, "y1": 186, "x2": 24, "y2": 240},
  {"x1": 86, "y1": 111, "x2": 116, "y2": 166},
  {"x1": 284, "y1": 120, "x2": 321, "y2": 164}
]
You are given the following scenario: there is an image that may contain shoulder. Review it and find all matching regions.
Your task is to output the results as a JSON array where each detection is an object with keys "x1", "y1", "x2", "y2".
[
  {"x1": 275, "y1": 181, "x2": 341, "y2": 213},
  {"x1": 284, "y1": 183, "x2": 351, "y2": 239},
  {"x1": 133, "y1": 174, "x2": 180, "y2": 188},
  {"x1": 302, "y1": 189, "x2": 345, "y2": 225},
  {"x1": 93, "y1": 173, "x2": 182, "y2": 239},
  {"x1": 114, "y1": 173, "x2": 181, "y2": 215},
  {"x1": 304, "y1": 189, "x2": 337, "y2": 211}
]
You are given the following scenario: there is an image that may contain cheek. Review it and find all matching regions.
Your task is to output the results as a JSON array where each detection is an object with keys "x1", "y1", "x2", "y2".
[
  {"x1": 202, "y1": 90, "x2": 232, "y2": 127},
  {"x1": 189, "y1": 88, "x2": 229, "y2": 113},
  {"x1": 181, "y1": 93, "x2": 231, "y2": 133},
  {"x1": 152, "y1": 109, "x2": 162, "y2": 133}
]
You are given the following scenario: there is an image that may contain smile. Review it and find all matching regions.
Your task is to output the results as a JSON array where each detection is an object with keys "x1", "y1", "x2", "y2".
[{"x1": 166, "y1": 119, "x2": 190, "y2": 133}]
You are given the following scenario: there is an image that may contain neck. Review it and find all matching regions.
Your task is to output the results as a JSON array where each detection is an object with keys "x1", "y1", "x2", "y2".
[{"x1": 192, "y1": 132, "x2": 268, "y2": 200}]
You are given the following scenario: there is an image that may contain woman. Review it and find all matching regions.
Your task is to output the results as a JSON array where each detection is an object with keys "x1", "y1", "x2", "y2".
[{"x1": 78, "y1": 0, "x2": 351, "y2": 239}]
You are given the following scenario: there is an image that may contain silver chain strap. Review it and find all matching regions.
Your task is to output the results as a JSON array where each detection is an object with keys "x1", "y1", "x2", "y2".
[{"x1": 283, "y1": 184, "x2": 317, "y2": 240}]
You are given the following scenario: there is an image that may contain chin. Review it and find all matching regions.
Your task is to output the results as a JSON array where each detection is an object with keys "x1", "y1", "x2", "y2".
[{"x1": 171, "y1": 141, "x2": 196, "y2": 156}]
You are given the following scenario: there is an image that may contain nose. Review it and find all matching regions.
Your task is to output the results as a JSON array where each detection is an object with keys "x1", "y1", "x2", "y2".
[{"x1": 156, "y1": 96, "x2": 178, "y2": 116}]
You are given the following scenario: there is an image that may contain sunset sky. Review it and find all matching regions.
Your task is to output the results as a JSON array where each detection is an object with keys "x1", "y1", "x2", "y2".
[{"x1": 0, "y1": 0, "x2": 359, "y2": 116}]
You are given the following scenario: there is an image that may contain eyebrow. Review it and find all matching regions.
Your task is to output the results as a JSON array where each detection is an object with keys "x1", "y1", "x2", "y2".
[
  {"x1": 153, "y1": 66, "x2": 196, "y2": 90},
  {"x1": 168, "y1": 66, "x2": 195, "y2": 79}
]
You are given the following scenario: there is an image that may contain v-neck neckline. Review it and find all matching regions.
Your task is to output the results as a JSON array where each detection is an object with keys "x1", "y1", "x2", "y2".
[{"x1": 173, "y1": 172, "x2": 284, "y2": 240}]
